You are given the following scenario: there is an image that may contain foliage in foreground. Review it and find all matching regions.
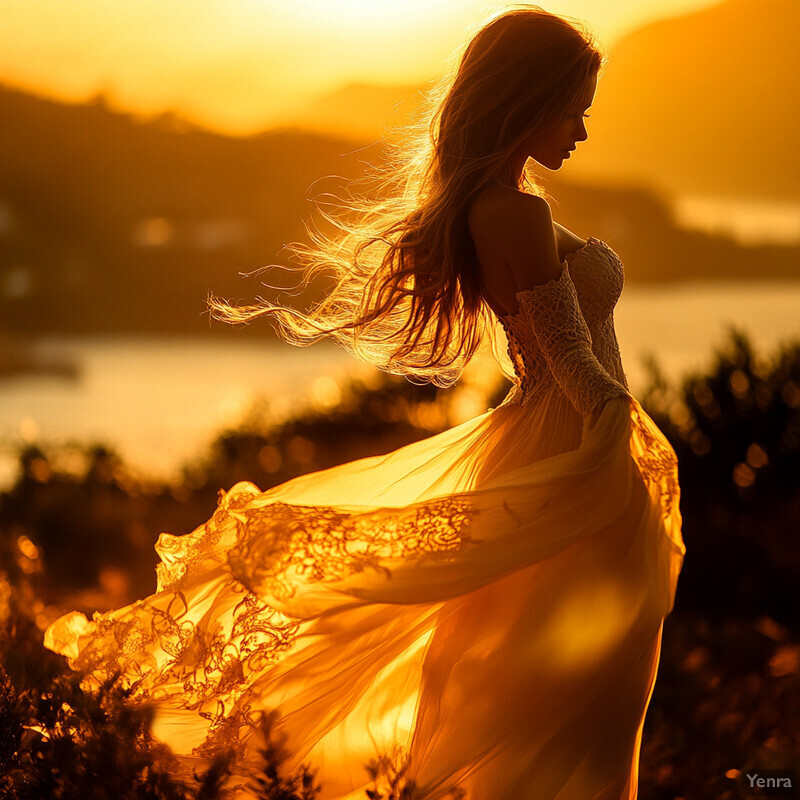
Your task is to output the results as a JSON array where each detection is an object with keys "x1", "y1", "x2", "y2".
[
  {"x1": 641, "y1": 327, "x2": 800, "y2": 628},
  {"x1": 0, "y1": 655, "x2": 321, "y2": 799}
]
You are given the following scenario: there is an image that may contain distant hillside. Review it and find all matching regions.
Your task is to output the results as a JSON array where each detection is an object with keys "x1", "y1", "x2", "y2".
[
  {"x1": 0, "y1": 85, "x2": 372, "y2": 334},
  {"x1": 0, "y1": 83, "x2": 797, "y2": 337},
  {"x1": 582, "y1": 0, "x2": 800, "y2": 200}
]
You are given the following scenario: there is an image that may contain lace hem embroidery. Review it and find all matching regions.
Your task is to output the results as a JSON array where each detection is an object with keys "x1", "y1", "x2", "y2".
[{"x1": 68, "y1": 486, "x2": 474, "y2": 759}]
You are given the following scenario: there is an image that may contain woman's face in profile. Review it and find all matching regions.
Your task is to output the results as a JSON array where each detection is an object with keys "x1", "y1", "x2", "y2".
[{"x1": 519, "y1": 71, "x2": 598, "y2": 171}]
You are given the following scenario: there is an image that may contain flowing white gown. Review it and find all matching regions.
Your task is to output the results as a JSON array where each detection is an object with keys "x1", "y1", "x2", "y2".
[{"x1": 45, "y1": 236, "x2": 685, "y2": 800}]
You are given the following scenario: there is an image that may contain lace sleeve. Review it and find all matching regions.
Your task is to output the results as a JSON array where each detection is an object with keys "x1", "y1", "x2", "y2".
[{"x1": 516, "y1": 264, "x2": 630, "y2": 417}]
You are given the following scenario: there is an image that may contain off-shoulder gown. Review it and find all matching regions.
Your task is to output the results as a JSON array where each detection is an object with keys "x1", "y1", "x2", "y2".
[{"x1": 45, "y1": 237, "x2": 686, "y2": 800}]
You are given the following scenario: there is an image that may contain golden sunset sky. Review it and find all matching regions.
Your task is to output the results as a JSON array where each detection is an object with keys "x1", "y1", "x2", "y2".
[{"x1": 2, "y1": 0, "x2": 723, "y2": 135}]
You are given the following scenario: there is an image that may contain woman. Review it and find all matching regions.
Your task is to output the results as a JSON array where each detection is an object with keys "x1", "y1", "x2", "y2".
[{"x1": 45, "y1": 6, "x2": 685, "y2": 799}]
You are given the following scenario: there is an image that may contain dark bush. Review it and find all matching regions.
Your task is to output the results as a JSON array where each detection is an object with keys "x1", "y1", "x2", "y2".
[{"x1": 641, "y1": 327, "x2": 800, "y2": 628}]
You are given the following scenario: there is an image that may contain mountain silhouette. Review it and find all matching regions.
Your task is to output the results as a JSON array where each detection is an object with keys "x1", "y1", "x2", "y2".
[
  {"x1": 582, "y1": 0, "x2": 799, "y2": 200},
  {"x1": 0, "y1": 84, "x2": 372, "y2": 335}
]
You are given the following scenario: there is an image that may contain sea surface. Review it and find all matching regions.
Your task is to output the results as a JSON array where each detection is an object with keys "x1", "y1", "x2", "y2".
[{"x1": 2, "y1": 280, "x2": 800, "y2": 489}]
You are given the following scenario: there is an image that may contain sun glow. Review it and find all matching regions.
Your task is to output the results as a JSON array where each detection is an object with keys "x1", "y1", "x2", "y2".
[
  {"x1": 0, "y1": 0, "x2": 732, "y2": 135},
  {"x1": 270, "y1": 0, "x2": 454, "y2": 33}
]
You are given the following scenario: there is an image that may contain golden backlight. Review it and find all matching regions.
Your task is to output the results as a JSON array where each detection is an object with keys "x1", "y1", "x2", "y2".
[
  {"x1": 276, "y1": 0, "x2": 453, "y2": 33},
  {"x1": 0, "y1": 0, "x2": 725, "y2": 135}
]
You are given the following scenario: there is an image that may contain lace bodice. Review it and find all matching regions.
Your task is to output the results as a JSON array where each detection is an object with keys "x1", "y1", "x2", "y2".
[{"x1": 496, "y1": 236, "x2": 630, "y2": 413}]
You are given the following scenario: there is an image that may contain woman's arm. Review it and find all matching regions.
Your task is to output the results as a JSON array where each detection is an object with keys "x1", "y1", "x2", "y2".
[
  {"x1": 514, "y1": 268, "x2": 629, "y2": 417},
  {"x1": 492, "y1": 193, "x2": 629, "y2": 417}
]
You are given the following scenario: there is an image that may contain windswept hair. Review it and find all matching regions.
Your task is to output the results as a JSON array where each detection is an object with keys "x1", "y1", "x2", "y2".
[{"x1": 210, "y1": 5, "x2": 604, "y2": 387}]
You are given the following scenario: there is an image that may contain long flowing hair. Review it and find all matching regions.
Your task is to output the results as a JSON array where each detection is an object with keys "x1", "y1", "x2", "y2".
[{"x1": 210, "y1": 6, "x2": 604, "y2": 387}]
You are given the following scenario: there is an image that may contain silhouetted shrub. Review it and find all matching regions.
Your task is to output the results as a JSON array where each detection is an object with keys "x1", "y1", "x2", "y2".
[
  {"x1": 639, "y1": 613, "x2": 800, "y2": 799},
  {"x1": 0, "y1": 654, "x2": 320, "y2": 800},
  {"x1": 641, "y1": 327, "x2": 800, "y2": 627}
]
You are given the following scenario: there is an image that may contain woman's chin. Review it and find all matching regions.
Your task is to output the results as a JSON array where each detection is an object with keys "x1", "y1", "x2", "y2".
[
  {"x1": 542, "y1": 159, "x2": 566, "y2": 171},
  {"x1": 533, "y1": 154, "x2": 568, "y2": 171}
]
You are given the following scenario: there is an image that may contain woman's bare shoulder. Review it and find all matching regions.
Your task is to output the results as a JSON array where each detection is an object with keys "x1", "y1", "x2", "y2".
[
  {"x1": 469, "y1": 184, "x2": 548, "y2": 233},
  {"x1": 468, "y1": 185, "x2": 561, "y2": 290}
]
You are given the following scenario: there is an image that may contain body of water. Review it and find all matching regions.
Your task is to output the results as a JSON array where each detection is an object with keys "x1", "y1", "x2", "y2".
[{"x1": 2, "y1": 280, "x2": 800, "y2": 489}]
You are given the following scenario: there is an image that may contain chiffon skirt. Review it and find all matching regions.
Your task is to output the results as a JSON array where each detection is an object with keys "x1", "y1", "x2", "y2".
[{"x1": 44, "y1": 387, "x2": 685, "y2": 800}]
